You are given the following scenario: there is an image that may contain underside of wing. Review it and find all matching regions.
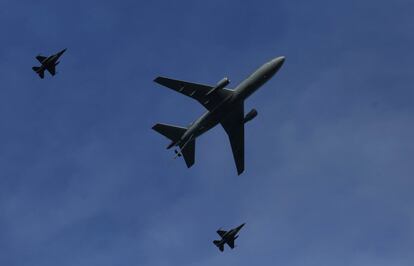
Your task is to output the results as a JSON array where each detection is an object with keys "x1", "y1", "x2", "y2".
[
  {"x1": 221, "y1": 102, "x2": 245, "y2": 175},
  {"x1": 217, "y1": 230, "x2": 227, "y2": 237},
  {"x1": 227, "y1": 238, "x2": 235, "y2": 249},
  {"x1": 36, "y1": 55, "x2": 47, "y2": 63},
  {"x1": 46, "y1": 65, "x2": 56, "y2": 76},
  {"x1": 154, "y1": 76, "x2": 232, "y2": 111}
]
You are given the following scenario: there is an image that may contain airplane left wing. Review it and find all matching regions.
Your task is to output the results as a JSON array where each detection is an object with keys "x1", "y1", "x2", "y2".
[
  {"x1": 217, "y1": 230, "x2": 227, "y2": 237},
  {"x1": 221, "y1": 102, "x2": 245, "y2": 175},
  {"x1": 36, "y1": 55, "x2": 47, "y2": 63},
  {"x1": 154, "y1": 76, "x2": 233, "y2": 111}
]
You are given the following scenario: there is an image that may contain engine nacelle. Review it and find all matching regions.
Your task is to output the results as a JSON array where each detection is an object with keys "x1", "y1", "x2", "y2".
[
  {"x1": 244, "y1": 109, "x2": 258, "y2": 123},
  {"x1": 216, "y1": 77, "x2": 230, "y2": 88},
  {"x1": 206, "y1": 77, "x2": 230, "y2": 96}
]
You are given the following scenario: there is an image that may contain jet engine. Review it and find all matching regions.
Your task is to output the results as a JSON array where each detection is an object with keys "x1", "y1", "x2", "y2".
[
  {"x1": 206, "y1": 77, "x2": 230, "y2": 96},
  {"x1": 244, "y1": 109, "x2": 258, "y2": 123}
]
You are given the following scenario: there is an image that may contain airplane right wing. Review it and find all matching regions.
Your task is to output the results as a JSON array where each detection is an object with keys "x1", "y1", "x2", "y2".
[
  {"x1": 154, "y1": 76, "x2": 233, "y2": 111},
  {"x1": 46, "y1": 65, "x2": 56, "y2": 76},
  {"x1": 227, "y1": 238, "x2": 235, "y2": 249},
  {"x1": 220, "y1": 102, "x2": 245, "y2": 175},
  {"x1": 36, "y1": 55, "x2": 47, "y2": 63}
]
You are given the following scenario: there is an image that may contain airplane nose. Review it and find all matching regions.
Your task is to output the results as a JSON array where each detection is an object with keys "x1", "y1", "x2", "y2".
[
  {"x1": 269, "y1": 56, "x2": 285, "y2": 72},
  {"x1": 266, "y1": 56, "x2": 285, "y2": 75},
  {"x1": 273, "y1": 56, "x2": 285, "y2": 66}
]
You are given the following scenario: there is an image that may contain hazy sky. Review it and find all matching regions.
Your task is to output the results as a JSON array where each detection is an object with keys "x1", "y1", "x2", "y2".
[{"x1": 0, "y1": 0, "x2": 413, "y2": 265}]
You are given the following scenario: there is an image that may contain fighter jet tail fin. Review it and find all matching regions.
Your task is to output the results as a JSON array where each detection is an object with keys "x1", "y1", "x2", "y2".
[
  {"x1": 32, "y1": 66, "x2": 44, "y2": 79},
  {"x1": 213, "y1": 240, "x2": 224, "y2": 252}
]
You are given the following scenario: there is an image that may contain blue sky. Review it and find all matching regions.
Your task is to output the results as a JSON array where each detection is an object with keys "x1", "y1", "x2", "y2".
[{"x1": 0, "y1": 0, "x2": 413, "y2": 265}]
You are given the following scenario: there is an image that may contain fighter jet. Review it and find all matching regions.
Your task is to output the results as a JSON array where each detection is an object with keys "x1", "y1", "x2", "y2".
[
  {"x1": 32, "y1": 48, "x2": 66, "y2": 79},
  {"x1": 152, "y1": 56, "x2": 285, "y2": 175},
  {"x1": 213, "y1": 223, "x2": 245, "y2": 252}
]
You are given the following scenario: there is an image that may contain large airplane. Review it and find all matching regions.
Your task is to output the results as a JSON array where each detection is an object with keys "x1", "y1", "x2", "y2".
[
  {"x1": 213, "y1": 223, "x2": 245, "y2": 252},
  {"x1": 152, "y1": 56, "x2": 285, "y2": 175},
  {"x1": 32, "y1": 48, "x2": 66, "y2": 79}
]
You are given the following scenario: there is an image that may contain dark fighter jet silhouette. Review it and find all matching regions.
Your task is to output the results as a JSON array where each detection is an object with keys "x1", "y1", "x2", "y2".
[
  {"x1": 213, "y1": 223, "x2": 245, "y2": 252},
  {"x1": 32, "y1": 48, "x2": 66, "y2": 79}
]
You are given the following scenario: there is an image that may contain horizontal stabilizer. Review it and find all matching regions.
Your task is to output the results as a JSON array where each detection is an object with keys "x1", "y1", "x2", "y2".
[
  {"x1": 213, "y1": 240, "x2": 224, "y2": 252},
  {"x1": 152, "y1": 123, "x2": 186, "y2": 143},
  {"x1": 32, "y1": 66, "x2": 44, "y2": 79},
  {"x1": 180, "y1": 139, "x2": 195, "y2": 168}
]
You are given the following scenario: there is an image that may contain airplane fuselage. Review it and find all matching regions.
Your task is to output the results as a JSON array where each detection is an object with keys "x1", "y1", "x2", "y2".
[
  {"x1": 38, "y1": 57, "x2": 55, "y2": 71},
  {"x1": 176, "y1": 57, "x2": 285, "y2": 149},
  {"x1": 42, "y1": 54, "x2": 59, "y2": 67},
  {"x1": 38, "y1": 49, "x2": 66, "y2": 70},
  {"x1": 217, "y1": 223, "x2": 245, "y2": 246}
]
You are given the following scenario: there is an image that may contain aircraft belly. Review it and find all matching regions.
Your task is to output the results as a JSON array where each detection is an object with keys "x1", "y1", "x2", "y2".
[
  {"x1": 196, "y1": 110, "x2": 222, "y2": 136},
  {"x1": 198, "y1": 119, "x2": 219, "y2": 136},
  {"x1": 42, "y1": 61, "x2": 52, "y2": 67}
]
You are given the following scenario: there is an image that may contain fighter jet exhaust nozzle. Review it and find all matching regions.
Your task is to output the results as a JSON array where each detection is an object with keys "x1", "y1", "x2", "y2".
[
  {"x1": 244, "y1": 109, "x2": 258, "y2": 123},
  {"x1": 206, "y1": 77, "x2": 230, "y2": 96}
]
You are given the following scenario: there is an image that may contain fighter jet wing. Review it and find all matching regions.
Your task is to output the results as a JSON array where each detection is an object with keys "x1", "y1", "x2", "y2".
[
  {"x1": 220, "y1": 102, "x2": 245, "y2": 175},
  {"x1": 217, "y1": 230, "x2": 227, "y2": 237},
  {"x1": 36, "y1": 55, "x2": 47, "y2": 63},
  {"x1": 46, "y1": 65, "x2": 56, "y2": 76},
  {"x1": 227, "y1": 238, "x2": 235, "y2": 249},
  {"x1": 154, "y1": 76, "x2": 232, "y2": 111}
]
